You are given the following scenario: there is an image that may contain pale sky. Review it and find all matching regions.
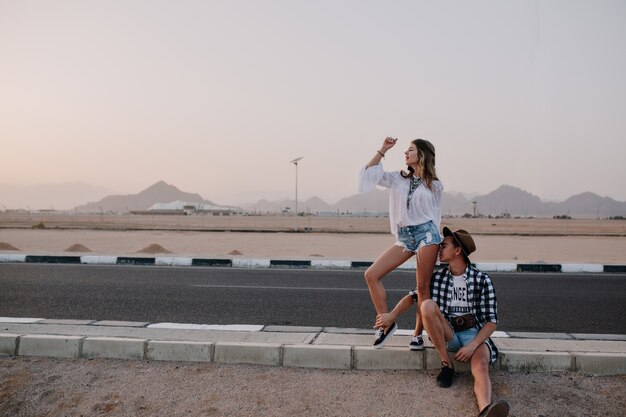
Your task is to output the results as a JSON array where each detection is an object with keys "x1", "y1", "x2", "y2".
[{"x1": 1, "y1": 0, "x2": 625, "y2": 207}]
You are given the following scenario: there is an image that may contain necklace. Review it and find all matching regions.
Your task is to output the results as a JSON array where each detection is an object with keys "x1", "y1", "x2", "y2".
[{"x1": 407, "y1": 177, "x2": 422, "y2": 209}]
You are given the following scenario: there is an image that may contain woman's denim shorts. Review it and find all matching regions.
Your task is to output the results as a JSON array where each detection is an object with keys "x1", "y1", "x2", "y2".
[{"x1": 395, "y1": 221, "x2": 443, "y2": 253}]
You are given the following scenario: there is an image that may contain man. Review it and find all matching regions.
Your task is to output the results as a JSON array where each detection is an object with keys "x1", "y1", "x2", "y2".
[{"x1": 376, "y1": 227, "x2": 509, "y2": 417}]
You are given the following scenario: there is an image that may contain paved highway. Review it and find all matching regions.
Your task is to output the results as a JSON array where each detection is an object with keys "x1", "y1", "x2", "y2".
[{"x1": 1, "y1": 264, "x2": 624, "y2": 334}]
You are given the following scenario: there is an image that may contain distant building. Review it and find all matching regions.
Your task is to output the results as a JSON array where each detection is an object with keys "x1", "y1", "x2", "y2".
[{"x1": 132, "y1": 200, "x2": 242, "y2": 216}]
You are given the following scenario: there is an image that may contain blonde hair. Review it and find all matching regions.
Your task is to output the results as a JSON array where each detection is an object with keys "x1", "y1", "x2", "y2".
[{"x1": 401, "y1": 138, "x2": 438, "y2": 190}]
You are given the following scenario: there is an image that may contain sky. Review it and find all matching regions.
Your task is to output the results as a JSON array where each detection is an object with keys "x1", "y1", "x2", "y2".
[{"x1": 1, "y1": 0, "x2": 625, "y2": 208}]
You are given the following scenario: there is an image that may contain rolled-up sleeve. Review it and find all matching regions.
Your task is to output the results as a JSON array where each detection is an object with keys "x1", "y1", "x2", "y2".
[{"x1": 358, "y1": 163, "x2": 395, "y2": 193}]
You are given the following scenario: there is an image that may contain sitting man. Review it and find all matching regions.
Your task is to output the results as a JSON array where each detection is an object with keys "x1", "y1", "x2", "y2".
[{"x1": 376, "y1": 227, "x2": 509, "y2": 417}]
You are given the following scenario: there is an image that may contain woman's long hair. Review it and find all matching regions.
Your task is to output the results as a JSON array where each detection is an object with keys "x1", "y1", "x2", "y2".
[{"x1": 401, "y1": 138, "x2": 438, "y2": 190}]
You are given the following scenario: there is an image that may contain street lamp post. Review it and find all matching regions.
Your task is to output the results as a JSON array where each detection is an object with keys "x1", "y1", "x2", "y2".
[{"x1": 290, "y1": 156, "x2": 303, "y2": 231}]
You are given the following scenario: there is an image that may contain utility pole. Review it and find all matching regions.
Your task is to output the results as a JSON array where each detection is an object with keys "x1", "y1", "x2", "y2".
[{"x1": 289, "y1": 157, "x2": 303, "y2": 231}]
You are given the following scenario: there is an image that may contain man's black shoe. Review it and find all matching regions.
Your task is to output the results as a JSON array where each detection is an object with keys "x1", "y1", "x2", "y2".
[
  {"x1": 373, "y1": 322, "x2": 397, "y2": 349},
  {"x1": 477, "y1": 400, "x2": 510, "y2": 417},
  {"x1": 436, "y1": 361, "x2": 454, "y2": 388}
]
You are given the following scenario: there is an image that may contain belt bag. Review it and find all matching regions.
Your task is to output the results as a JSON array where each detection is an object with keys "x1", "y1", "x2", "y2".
[{"x1": 451, "y1": 314, "x2": 476, "y2": 332}]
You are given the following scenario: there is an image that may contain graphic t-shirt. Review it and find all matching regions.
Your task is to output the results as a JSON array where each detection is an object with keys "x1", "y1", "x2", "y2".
[{"x1": 449, "y1": 274, "x2": 470, "y2": 317}]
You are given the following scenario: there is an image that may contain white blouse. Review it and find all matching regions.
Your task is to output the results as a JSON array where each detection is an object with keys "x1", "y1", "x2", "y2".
[{"x1": 359, "y1": 162, "x2": 443, "y2": 239}]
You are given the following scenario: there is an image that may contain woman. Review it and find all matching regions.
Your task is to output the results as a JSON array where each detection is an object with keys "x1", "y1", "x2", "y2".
[{"x1": 359, "y1": 137, "x2": 443, "y2": 348}]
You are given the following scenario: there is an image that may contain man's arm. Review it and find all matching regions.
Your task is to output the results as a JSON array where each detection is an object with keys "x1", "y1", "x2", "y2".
[{"x1": 375, "y1": 294, "x2": 416, "y2": 328}]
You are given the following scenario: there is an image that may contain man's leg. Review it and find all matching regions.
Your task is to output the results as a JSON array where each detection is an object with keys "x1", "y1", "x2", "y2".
[
  {"x1": 421, "y1": 299, "x2": 453, "y2": 363},
  {"x1": 471, "y1": 343, "x2": 492, "y2": 412}
]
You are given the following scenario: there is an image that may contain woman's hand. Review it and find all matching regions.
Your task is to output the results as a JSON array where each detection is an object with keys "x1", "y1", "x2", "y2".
[
  {"x1": 375, "y1": 312, "x2": 395, "y2": 329},
  {"x1": 380, "y1": 137, "x2": 398, "y2": 154}
]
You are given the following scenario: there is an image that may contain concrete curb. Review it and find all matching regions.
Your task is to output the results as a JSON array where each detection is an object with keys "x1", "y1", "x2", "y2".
[
  {"x1": 1, "y1": 319, "x2": 624, "y2": 375},
  {"x1": 1, "y1": 253, "x2": 625, "y2": 273}
]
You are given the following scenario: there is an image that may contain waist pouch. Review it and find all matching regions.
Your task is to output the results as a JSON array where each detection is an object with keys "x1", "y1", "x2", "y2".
[{"x1": 451, "y1": 314, "x2": 476, "y2": 332}]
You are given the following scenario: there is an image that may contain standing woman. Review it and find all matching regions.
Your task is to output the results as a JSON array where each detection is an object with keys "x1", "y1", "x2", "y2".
[{"x1": 359, "y1": 137, "x2": 443, "y2": 348}]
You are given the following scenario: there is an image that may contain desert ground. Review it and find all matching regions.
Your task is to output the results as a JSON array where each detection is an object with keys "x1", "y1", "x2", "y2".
[
  {"x1": 1, "y1": 214, "x2": 625, "y2": 263},
  {"x1": 1, "y1": 357, "x2": 625, "y2": 417}
]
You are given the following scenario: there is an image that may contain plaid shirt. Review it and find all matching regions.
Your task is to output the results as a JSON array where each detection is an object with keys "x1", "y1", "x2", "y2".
[{"x1": 411, "y1": 264, "x2": 499, "y2": 363}]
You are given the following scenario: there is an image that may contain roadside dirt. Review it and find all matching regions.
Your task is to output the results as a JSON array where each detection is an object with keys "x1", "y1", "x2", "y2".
[{"x1": 1, "y1": 356, "x2": 624, "y2": 417}]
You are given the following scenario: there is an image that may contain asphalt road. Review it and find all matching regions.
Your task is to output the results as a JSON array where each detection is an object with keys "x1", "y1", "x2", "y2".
[{"x1": 1, "y1": 264, "x2": 625, "y2": 334}]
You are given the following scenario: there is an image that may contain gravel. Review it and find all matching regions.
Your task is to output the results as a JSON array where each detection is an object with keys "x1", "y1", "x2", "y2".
[{"x1": 1, "y1": 356, "x2": 625, "y2": 417}]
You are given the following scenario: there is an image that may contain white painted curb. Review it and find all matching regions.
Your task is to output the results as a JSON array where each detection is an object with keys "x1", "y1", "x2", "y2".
[
  {"x1": 155, "y1": 257, "x2": 193, "y2": 266},
  {"x1": 0, "y1": 317, "x2": 44, "y2": 324},
  {"x1": 0, "y1": 254, "x2": 26, "y2": 263},
  {"x1": 311, "y1": 260, "x2": 352, "y2": 269},
  {"x1": 561, "y1": 263, "x2": 604, "y2": 273},
  {"x1": 80, "y1": 256, "x2": 118, "y2": 264},
  {"x1": 475, "y1": 263, "x2": 518, "y2": 272}
]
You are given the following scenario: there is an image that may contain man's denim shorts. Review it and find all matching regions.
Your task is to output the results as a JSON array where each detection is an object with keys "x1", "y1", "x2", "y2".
[
  {"x1": 396, "y1": 221, "x2": 442, "y2": 253},
  {"x1": 447, "y1": 326, "x2": 479, "y2": 352},
  {"x1": 447, "y1": 326, "x2": 493, "y2": 358}
]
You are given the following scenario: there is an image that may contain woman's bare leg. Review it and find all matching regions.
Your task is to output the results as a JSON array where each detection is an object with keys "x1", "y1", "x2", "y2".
[
  {"x1": 364, "y1": 244, "x2": 413, "y2": 329},
  {"x1": 414, "y1": 243, "x2": 440, "y2": 334}
]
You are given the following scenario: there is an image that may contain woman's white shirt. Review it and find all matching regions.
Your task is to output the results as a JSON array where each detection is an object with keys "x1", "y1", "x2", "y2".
[{"x1": 358, "y1": 162, "x2": 443, "y2": 239}]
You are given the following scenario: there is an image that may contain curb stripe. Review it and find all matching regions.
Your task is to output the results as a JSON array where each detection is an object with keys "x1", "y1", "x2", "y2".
[
  {"x1": 25, "y1": 255, "x2": 81, "y2": 264},
  {"x1": 604, "y1": 265, "x2": 626, "y2": 273},
  {"x1": 192, "y1": 258, "x2": 232, "y2": 267},
  {"x1": 270, "y1": 260, "x2": 311, "y2": 268},
  {"x1": 116, "y1": 257, "x2": 156, "y2": 265},
  {"x1": 516, "y1": 264, "x2": 562, "y2": 273},
  {"x1": 0, "y1": 254, "x2": 624, "y2": 273}
]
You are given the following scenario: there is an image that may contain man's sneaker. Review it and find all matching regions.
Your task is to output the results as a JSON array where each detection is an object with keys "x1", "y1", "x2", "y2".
[
  {"x1": 436, "y1": 361, "x2": 454, "y2": 388},
  {"x1": 477, "y1": 400, "x2": 510, "y2": 417},
  {"x1": 373, "y1": 322, "x2": 397, "y2": 349},
  {"x1": 409, "y1": 335, "x2": 424, "y2": 351}
]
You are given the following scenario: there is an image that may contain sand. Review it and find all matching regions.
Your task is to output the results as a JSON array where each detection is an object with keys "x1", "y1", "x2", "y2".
[
  {"x1": 0, "y1": 228, "x2": 625, "y2": 264},
  {"x1": 1, "y1": 214, "x2": 625, "y2": 263}
]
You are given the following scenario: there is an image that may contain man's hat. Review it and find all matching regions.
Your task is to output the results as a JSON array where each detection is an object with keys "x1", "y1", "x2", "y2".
[{"x1": 443, "y1": 227, "x2": 476, "y2": 262}]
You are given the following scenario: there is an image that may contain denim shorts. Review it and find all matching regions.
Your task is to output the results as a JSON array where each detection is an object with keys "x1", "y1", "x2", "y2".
[
  {"x1": 446, "y1": 326, "x2": 479, "y2": 352},
  {"x1": 447, "y1": 326, "x2": 493, "y2": 358},
  {"x1": 395, "y1": 221, "x2": 442, "y2": 253}
]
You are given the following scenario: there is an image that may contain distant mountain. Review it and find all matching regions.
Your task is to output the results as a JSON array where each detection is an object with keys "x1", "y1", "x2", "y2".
[
  {"x1": 244, "y1": 185, "x2": 626, "y2": 218},
  {"x1": 0, "y1": 182, "x2": 112, "y2": 210},
  {"x1": 74, "y1": 181, "x2": 222, "y2": 212},
  {"x1": 474, "y1": 185, "x2": 545, "y2": 216},
  {"x1": 243, "y1": 196, "x2": 334, "y2": 213},
  {"x1": 334, "y1": 190, "x2": 389, "y2": 212},
  {"x1": 551, "y1": 192, "x2": 626, "y2": 217},
  {"x1": 441, "y1": 192, "x2": 473, "y2": 216}
]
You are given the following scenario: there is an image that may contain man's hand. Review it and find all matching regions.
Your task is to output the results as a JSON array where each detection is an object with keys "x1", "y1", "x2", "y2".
[
  {"x1": 375, "y1": 312, "x2": 395, "y2": 329},
  {"x1": 454, "y1": 344, "x2": 477, "y2": 363}
]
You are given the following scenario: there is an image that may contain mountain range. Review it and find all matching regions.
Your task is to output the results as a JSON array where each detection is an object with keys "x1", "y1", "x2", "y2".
[
  {"x1": 73, "y1": 181, "x2": 224, "y2": 212},
  {"x1": 4, "y1": 181, "x2": 626, "y2": 218},
  {"x1": 244, "y1": 185, "x2": 626, "y2": 218}
]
